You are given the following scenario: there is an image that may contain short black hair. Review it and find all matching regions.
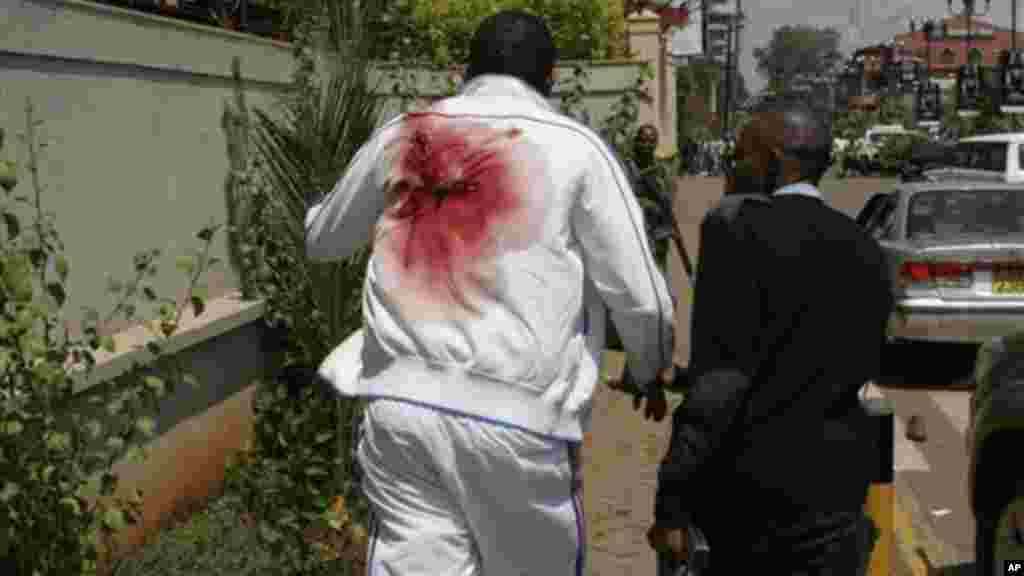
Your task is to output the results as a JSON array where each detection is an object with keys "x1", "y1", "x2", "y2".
[
  {"x1": 755, "y1": 95, "x2": 833, "y2": 184},
  {"x1": 465, "y1": 10, "x2": 558, "y2": 97}
]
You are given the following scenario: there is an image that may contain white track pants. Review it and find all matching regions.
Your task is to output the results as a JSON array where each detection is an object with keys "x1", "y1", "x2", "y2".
[{"x1": 356, "y1": 398, "x2": 585, "y2": 576}]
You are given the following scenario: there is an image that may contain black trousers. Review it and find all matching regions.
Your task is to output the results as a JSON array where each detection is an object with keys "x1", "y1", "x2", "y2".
[{"x1": 700, "y1": 513, "x2": 875, "y2": 576}]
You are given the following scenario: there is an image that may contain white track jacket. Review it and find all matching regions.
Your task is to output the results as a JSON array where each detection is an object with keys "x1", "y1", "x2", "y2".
[{"x1": 305, "y1": 74, "x2": 674, "y2": 442}]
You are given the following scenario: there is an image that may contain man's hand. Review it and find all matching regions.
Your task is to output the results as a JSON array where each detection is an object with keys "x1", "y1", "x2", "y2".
[
  {"x1": 647, "y1": 524, "x2": 688, "y2": 563},
  {"x1": 631, "y1": 366, "x2": 675, "y2": 422}
]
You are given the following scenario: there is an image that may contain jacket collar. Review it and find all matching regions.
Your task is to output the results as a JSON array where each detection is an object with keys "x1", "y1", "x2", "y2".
[
  {"x1": 772, "y1": 181, "x2": 823, "y2": 200},
  {"x1": 458, "y1": 74, "x2": 555, "y2": 112}
]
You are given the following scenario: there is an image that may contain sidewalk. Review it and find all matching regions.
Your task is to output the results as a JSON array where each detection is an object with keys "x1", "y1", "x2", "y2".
[
  {"x1": 582, "y1": 351, "x2": 676, "y2": 576},
  {"x1": 582, "y1": 352, "x2": 958, "y2": 576}
]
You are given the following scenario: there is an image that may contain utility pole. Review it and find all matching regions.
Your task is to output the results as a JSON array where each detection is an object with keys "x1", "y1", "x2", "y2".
[
  {"x1": 720, "y1": 0, "x2": 742, "y2": 141},
  {"x1": 722, "y1": 24, "x2": 733, "y2": 140},
  {"x1": 734, "y1": 0, "x2": 743, "y2": 97}
]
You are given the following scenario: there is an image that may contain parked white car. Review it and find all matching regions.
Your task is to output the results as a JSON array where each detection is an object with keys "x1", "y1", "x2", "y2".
[
  {"x1": 923, "y1": 132, "x2": 1024, "y2": 184},
  {"x1": 847, "y1": 125, "x2": 925, "y2": 173}
]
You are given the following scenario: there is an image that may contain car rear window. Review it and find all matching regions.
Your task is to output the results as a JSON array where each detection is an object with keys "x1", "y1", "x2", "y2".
[
  {"x1": 952, "y1": 142, "x2": 1008, "y2": 171},
  {"x1": 907, "y1": 189, "x2": 1024, "y2": 239}
]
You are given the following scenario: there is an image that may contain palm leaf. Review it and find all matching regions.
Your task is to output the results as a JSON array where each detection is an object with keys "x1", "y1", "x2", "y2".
[{"x1": 249, "y1": 18, "x2": 382, "y2": 354}]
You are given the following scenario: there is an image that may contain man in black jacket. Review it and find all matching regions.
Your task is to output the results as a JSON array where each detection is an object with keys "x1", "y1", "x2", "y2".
[{"x1": 648, "y1": 98, "x2": 895, "y2": 574}]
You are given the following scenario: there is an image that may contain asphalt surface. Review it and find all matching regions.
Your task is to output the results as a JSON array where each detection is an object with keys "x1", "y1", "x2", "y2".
[{"x1": 666, "y1": 176, "x2": 980, "y2": 575}]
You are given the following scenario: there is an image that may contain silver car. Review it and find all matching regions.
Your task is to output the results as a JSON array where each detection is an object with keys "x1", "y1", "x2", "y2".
[{"x1": 856, "y1": 181, "x2": 1024, "y2": 344}]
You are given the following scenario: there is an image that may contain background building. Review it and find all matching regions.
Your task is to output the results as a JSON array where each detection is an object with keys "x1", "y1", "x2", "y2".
[{"x1": 894, "y1": 15, "x2": 1024, "y2": 80}]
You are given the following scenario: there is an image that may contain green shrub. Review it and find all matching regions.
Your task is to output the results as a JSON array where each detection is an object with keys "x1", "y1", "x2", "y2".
[
  {"x1": 368, "y1": 0, "x2": 615, "y2": 67},
  {"x1": 941, "y1": 88, "x2": 1024, "y2": 138},
  {"x1": 0, "y1": 99, "x2": 220, "y2": 575},
  {"x1": 218, "y1": 2, "x2": 379, "y2": 574},
  {"x1": 110, "y1": 495, "x2": 272, "y2": 576},
  {"x1": 876, "y1": 132, "x2": 926, "y2": 175}
]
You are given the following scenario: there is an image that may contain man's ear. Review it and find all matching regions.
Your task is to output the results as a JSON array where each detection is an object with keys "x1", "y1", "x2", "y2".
[{"x1": 724, "y1": 173, "x2": 736, "y2": 196}]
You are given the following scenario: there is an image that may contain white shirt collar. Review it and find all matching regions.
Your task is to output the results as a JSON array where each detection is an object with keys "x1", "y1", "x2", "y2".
[
  {"x1": 458, "y1": 74, "x2": 555, "y2": 112},
  {"x1": 772, "y1": 181, "x2": 823, "y2": 200}
]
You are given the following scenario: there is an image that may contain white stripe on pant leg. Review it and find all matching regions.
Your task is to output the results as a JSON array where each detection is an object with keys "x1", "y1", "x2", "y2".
[
  {"x1": 439, "y1": 409, "x2": 580, "y2": 576},
  {"x1": 358, "y1": 399, "x2": 484, "y2": 575}
]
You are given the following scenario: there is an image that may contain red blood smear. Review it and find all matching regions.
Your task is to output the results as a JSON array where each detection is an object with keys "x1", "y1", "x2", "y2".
[{"x1": 389, "y1": 113, "x2": 523, "y2": 296}]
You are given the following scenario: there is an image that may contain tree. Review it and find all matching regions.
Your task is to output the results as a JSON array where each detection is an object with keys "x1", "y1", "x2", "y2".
[
  {"x1": 676, "y1": 60, "x2": 721, "y2": 140},
  {"x1": 939, "y1": 86, "x2": 1024, "y2": 138},
  {"x1": 754, "y1": 25, "x2": 842, "y2": 91},
  {"x1": 365, "y1": 0, "x2": 618, "y2": 66}
]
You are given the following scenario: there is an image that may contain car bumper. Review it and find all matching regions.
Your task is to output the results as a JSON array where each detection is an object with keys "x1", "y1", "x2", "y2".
[{"x1": 889, "y1": 298, "x2": 1024, "y2": 344}]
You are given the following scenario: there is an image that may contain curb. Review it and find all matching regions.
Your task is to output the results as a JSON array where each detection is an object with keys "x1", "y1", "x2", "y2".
[
  {"x1": 893, "y1": 473, "x2": 966, "y2": 575},
  {"x1": 894, "y1": 488, "x2": 935, "y2": 576}
]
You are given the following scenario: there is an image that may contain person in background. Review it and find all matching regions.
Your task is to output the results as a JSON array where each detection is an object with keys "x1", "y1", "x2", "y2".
[
  {"x1": 648, "y1": 97, "x2": 894, "y2": 575},
  {"x1": 305, "y1": 9, "x2": 675, "y2": 575},
  {"x1": 626, "y1": 124, "x2": 673, "y2": 269}
]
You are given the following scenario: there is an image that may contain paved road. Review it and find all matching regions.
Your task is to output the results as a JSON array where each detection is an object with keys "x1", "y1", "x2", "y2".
[{"x1": 869, "y1": 348, "x2": 979, "y2": 575}]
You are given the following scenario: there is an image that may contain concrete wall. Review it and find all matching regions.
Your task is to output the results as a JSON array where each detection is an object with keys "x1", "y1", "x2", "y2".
[
  {"x1": 0, "y1": 0, "x2": 296, "y2": 328},
  {"x1": 61, "y1": 294, "x2": 272, "y2": 569},
  {"x1": 1, "y1": 0, "x2": 652, "y2": 331}
]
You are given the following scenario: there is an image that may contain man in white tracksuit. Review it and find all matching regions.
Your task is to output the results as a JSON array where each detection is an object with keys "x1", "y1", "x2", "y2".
[{"x1": 305, "y1": 10, "x2": 675, "y2": 575}]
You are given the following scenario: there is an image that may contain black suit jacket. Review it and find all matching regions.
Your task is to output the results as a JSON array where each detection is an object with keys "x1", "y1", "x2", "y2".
[{"x1": 655, "y1": 189, "x2": 894, "y2": 555}]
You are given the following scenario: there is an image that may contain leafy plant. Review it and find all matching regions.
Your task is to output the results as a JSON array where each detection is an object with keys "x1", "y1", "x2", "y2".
[
  {"x1": 558, "y1": 64, "x2": 592, "y2": 123},
  {"x1": 832, "y1": 108, "x2": 875, "y2": 141},
  {"x1": 876, "y1": 132, "x2": 927, "y2": 175},
  {"x1": 0, "y1": 99, "x2": 220, "y2": 576},
  {"x1": 111, "y1": 495, "x2": 273, "y2": 575},
  {"x1": 557, "y1": 60, "x2": 659, "y2": 159},
  {"x1": 676, "y1": 61, "x2": 722, "y2": 147},
  {"x1": 830, "y1": 95, "x2": 915, "y2": 178},
  {"x1": 371, "y1": 0, "x2": 621, "y2": 116},
  {"x1": 0, "y1": 128, "x2": 16, "y2": 192},
  {"x1": 219, "y1": 1, "x2": 380, "y2": 574},
  {"x1": 367, "y1": 0, "x2": 615, "y2": 68},
  {"x1": 223, "y1": 57, "x2": 256, "y2": 300},
  {"x1": 600, "y1": 63, "x2": 657, "y2": 158},
  {"x1": 941, "y1": 87, "x2": 1024, "y2": 138}
]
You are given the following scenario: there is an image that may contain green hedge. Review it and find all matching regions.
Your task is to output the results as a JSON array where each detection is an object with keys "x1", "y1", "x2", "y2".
[
  {"x1": 876, "y1": 133, "x2": 927, "y2": 176},
  {"x1": 368, "y1": 0, "x2": 619, "y2": 66}
]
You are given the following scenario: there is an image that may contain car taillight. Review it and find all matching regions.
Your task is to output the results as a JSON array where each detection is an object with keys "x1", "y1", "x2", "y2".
[
  {"x1": 932, "y1": 262, "x2": 973, "y2": 277},
  {"x1": 898, "y1": 261, "x2": 974, "y2": 288},
  {"x1": 902, "y1": 262, "x2": 932, "y2": 283}
]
